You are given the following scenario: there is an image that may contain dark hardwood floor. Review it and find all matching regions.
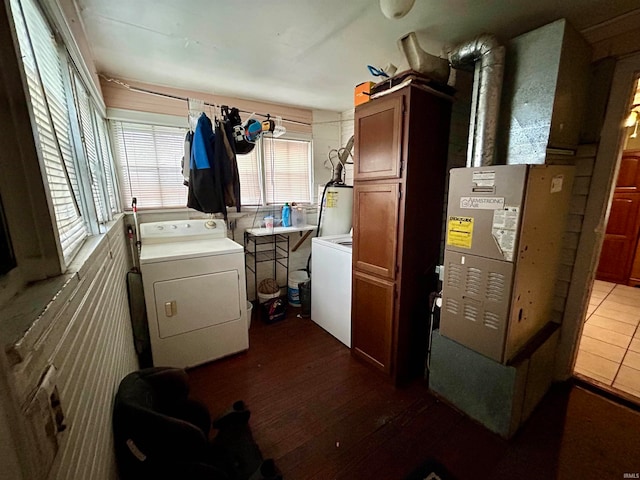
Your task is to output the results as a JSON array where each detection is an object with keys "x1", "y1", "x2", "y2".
[{"x1": 188, "y1": 308, "x2": 640, "y2": 479}]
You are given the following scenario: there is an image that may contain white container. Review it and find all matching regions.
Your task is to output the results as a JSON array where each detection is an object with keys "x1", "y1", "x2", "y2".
[
  {"x1": 288, "y1": 270, "x2": 309, "y2": 307},
  {"x1": 317, "y1": 184, "x2": 353, "y2": 236},
  {"x1": 257, "y1": 290, "x2": 280, "y2": 304},
  {"x1": 292, "y1": 206, "x2": 305, "y2": 227}
]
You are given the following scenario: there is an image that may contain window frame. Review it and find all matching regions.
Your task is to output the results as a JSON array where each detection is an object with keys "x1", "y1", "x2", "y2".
[{"x1": 8, "y1": 0, "x2": 120, "y2": 265}]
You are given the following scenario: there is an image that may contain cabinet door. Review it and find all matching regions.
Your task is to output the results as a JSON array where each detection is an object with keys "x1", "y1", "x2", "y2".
[
  {"x1": 352, "y1": 183, "x2": 399, "y2": 280},
  {"x1": 354, "y1": 94, "x2": 403, "y2": 180},
  {"x1": 352, "y1": 271, "x2": 395, "y2": 374}
]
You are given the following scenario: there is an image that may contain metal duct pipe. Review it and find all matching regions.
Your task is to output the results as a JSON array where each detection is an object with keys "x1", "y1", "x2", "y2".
[
  {"x1": 399, "y1": 32, "x2": 450, "y2": 85},
  {"x1": 449, "y1": 34, "x2": 505, "y2": 167}
]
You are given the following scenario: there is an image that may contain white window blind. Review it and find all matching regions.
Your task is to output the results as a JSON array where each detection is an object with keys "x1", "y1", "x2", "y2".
[
  {"x1": 112, "y1": 121, "x2": 188, "y2": 209},
  {"x1": 237, "y1": 148, "x2": 262, "y2": 206},
  {"x1": 263, "y1": 137, "x2": 312, "y2": 204},
  {"x1": 11, "y1": 0, "x2": 87, "y2": 259},
  {"x1": 96, "y1": 116, "x2": 120, "y2": 215},
  {"x1": 71, "y1": 71, "x2": 111, "y2": 223},
  {"x1": 111, "y1": 119, "x2": 312, "y2": 209}
]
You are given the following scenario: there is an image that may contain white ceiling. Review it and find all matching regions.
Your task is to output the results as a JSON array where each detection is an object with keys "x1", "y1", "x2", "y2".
[{"x1": 76, "y1": 0, "x2": 640, "y2": 112}]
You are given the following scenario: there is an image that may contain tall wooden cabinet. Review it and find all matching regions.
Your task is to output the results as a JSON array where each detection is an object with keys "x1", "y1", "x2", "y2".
[{"x1": 351, "y1": 84, "x2": 453, "y2": 384}]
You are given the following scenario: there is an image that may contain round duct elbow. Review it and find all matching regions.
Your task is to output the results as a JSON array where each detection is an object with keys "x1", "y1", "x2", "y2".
[
  {"x1": 449, "y1": 34, "x2": 505, "y2": 168},
  {"x1": 398, "y1": 32, "x2": 450, "y2": 84},
  {"x1": 449, "y1": 34, "x2": 503, "y2": 68}
]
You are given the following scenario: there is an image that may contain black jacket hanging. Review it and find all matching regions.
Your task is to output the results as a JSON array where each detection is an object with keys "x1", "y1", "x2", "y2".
[
  {"x1": 187, "y1": 113, "x2": 226, "y2": 216},
  {"x1": 219, "y1": 118, "x2": 242, "y2": 212}
]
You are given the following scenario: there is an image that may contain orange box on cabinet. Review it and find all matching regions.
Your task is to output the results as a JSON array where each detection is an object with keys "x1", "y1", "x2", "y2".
[{"x1": 354, "y1": 81, "x2": 375, "y2": 106}]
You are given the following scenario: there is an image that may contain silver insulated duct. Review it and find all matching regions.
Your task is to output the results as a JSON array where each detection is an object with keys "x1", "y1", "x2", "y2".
[{"x1": 449, "y1": 35, "x2": 505, "y2": 167}]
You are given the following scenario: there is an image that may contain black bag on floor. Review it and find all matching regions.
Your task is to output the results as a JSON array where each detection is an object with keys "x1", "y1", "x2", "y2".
[{"x1": 261, "y1": 298, "x2": 286, "y2": 324}]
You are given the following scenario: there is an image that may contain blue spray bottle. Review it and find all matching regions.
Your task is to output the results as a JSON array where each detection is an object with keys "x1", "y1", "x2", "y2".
[{"x1": 282, "y1": 202, "x2": 291, "y2": 227}]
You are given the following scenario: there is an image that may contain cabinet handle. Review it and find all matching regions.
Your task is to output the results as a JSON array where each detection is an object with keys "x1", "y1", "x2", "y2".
[{"x1": 165, "y1": 301, "x2": 177, "y2": 317}]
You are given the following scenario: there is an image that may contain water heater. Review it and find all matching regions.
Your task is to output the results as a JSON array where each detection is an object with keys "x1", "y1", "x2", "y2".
[
  {"x1": 318, "y1": 184, "x2": 353, "y2": 236},
  {"x1": 440, "y1": 164, "x2": 574, "y2": 363}
]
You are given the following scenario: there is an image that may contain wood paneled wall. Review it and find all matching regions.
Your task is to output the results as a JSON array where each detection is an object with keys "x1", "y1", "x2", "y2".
[
  {"x1": 551, "y1": 145, "x2": 598, "y2": 322},
  {"x1": 47, "y1": 217, "x2": 138, "y2": 480},
  {"x1": 8, "y1": 216, "x2": 139, "y2": 480}
]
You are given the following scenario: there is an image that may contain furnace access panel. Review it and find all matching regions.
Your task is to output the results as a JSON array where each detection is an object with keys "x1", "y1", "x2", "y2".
[{"x1": 440, "y1": 164, "x2": 574, "y2": 363}]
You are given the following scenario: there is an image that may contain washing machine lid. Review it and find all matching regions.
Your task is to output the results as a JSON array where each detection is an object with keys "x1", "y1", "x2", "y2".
[
  {"x1": 311, "y1": 234, "x2": 352, "y2": 254},
  {"x1": 140, "y1": 238, "x2": 243, "y2": 264}
]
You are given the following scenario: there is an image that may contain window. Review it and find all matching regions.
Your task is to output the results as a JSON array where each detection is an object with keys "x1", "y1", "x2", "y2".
[
  {"x1": 10, "y1": 0, "x2": 118, "y2": 262},
  {"x1": 11, "y1": 0, "x2": 87, "y2": 259},
  {"x1": 236, "y1": 147, "x2": 261, "y2": 206},
  {"x1": 112, "y1": 121, "x2": 189, "y2": 209},
  {"x1": 263, "y1": 136, "x2": 312, "y2": 204},
  {"x1": 112, "y1": 119, "x2": 313, "y2": 209},
  {"x1": 71, "y1": 68, "x2": 118, "y2": 222}
]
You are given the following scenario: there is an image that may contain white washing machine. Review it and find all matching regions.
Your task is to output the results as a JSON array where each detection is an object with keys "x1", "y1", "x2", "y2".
[
  {"x1": 311, "y1": 234, "x2": 352, "y2": 347},
  {"x1": 139, "y1": 219, "x2": 248, "y2": 368}
]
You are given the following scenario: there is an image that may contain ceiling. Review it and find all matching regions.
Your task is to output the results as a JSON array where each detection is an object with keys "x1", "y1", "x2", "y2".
[{"x1": 76, "y1": 0, "x2": 640, "y2": 112}]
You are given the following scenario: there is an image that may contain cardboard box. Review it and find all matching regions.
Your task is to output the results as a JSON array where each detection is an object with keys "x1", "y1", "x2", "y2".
[{"x1": 354, "y1": 81, "x2": 375, "y2": 106}]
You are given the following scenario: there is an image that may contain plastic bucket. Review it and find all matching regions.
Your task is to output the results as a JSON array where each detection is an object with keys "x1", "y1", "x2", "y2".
[
  {"x1": 257, "y1": 290, "x2": 280, "y2": 304},
  {"x1": 288, "y1": 270, "x2": 308, "y2": 307},
  {"x1": 246, "y1": 301, "x2": 253, "y2": 329}
]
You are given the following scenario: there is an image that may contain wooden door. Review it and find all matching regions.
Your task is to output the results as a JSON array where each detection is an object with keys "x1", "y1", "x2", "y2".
[
  {"x1": 352, "y1": 270, "x2": 395, "y2": 374},
  {"x1": 354, "y1": 94, "x2": 404, "y2": 181},
  {"x1": 597, "y1": 151, "x2": 640, "y2": 283},
  {"x1": 352, "y1": 183, "x2": 400, "y2": 280}
]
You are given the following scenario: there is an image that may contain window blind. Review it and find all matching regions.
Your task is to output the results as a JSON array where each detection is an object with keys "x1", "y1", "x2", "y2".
[
  {"x1": 112, "y1": 121, "x2": 188, "y2": 209},
  {"x1": 11, "y1": 0, "x2": 87, "y2": 259},
  {"x1": 72, "y1": 71, "x2": 109, "y2": 224},
  {"x1": 111, "y1": 120, "x2": 312, "y2": 209},
  {"x1": 96, "y1": 116, "x2": 119, "y2": 215},
  {"x1": 263, "y1": 137, "x2": 312, "y2": 204},
  {"x1": 236, "y1": 148, "x2": 262, "y2": 206}
]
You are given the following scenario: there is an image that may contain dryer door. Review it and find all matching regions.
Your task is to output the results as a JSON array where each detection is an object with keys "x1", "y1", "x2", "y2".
[{"x1": 153, "y1": 269, "x2": 241, "y2": 338}]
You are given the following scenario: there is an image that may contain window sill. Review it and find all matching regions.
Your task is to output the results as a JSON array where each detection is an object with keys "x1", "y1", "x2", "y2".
[{"x1": 0, "y1": 214, "x2": 125, "y2": 367}]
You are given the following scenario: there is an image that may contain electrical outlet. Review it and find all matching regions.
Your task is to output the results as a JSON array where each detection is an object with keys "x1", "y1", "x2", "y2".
[{"x1": 435, "y1": 265, "x2": 445, "y2": 281}]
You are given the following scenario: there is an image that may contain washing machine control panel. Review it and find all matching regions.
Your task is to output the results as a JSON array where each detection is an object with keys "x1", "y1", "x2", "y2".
[{"x1": 140, "y1": 219, "x2": 227, "y2": 243}]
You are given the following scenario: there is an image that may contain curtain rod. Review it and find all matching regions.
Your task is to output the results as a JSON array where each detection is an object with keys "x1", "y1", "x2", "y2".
[{"x1": 100, "y1": 75, "x2": 312, "y2": 127}]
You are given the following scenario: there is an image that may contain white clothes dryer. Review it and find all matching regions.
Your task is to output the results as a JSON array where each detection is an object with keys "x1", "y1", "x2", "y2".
[{"x1": 139, "y1": 219, "x2": 248, "y2": 368}]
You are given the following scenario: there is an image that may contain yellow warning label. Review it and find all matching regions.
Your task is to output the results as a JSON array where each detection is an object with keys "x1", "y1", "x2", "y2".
[
  {"x1": 325, "y1": 191, "x2": 338, "y2": 208},
  {"x1": 447, "y1": 216, "x2": 474, "y2": 249}
]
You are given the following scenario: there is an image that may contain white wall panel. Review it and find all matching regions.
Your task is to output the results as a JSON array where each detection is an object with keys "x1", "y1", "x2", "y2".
[{"x1": 45, "y1": 217, "x2": 138, "y2": 480}]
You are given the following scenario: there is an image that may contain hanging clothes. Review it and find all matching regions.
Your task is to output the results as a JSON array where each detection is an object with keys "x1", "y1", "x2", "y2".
[
  {"x1": 187, "y1": 113, "x2": 226, "y2": 216},
  {"x1": 218, "y1": 113, "x2": 241, "y2": 211},
  {"x1": 181, "y1": 130, "x2": 192, "y2": 187}
]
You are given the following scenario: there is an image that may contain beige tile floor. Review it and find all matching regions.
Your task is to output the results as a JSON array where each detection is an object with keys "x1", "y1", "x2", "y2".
[{"x1": 574, "y1": 280, "x2": 640, "y2": 400}]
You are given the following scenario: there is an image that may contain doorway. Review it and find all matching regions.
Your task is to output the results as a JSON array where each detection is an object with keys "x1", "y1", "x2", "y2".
[{"x1": 573, "y1": 77, "x2": 640, "y2": 402}]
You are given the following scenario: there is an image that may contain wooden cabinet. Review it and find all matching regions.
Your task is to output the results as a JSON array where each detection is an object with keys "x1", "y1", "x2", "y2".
[
  {"x1": 352, "y1": 271, "x2": 395, "y2": 373},
  {"x1": 354, "y1": 95, "x2": 404, "y2": 180},
  {"x1": 351, "y1": 84, "x2": 453, "y2": 383},
  {"x1": 352, "y1": 183, "x2": 399, "y2": 279},
  {"x1": 598, "y1": 150, "x2": 640, "y2": 285}
]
